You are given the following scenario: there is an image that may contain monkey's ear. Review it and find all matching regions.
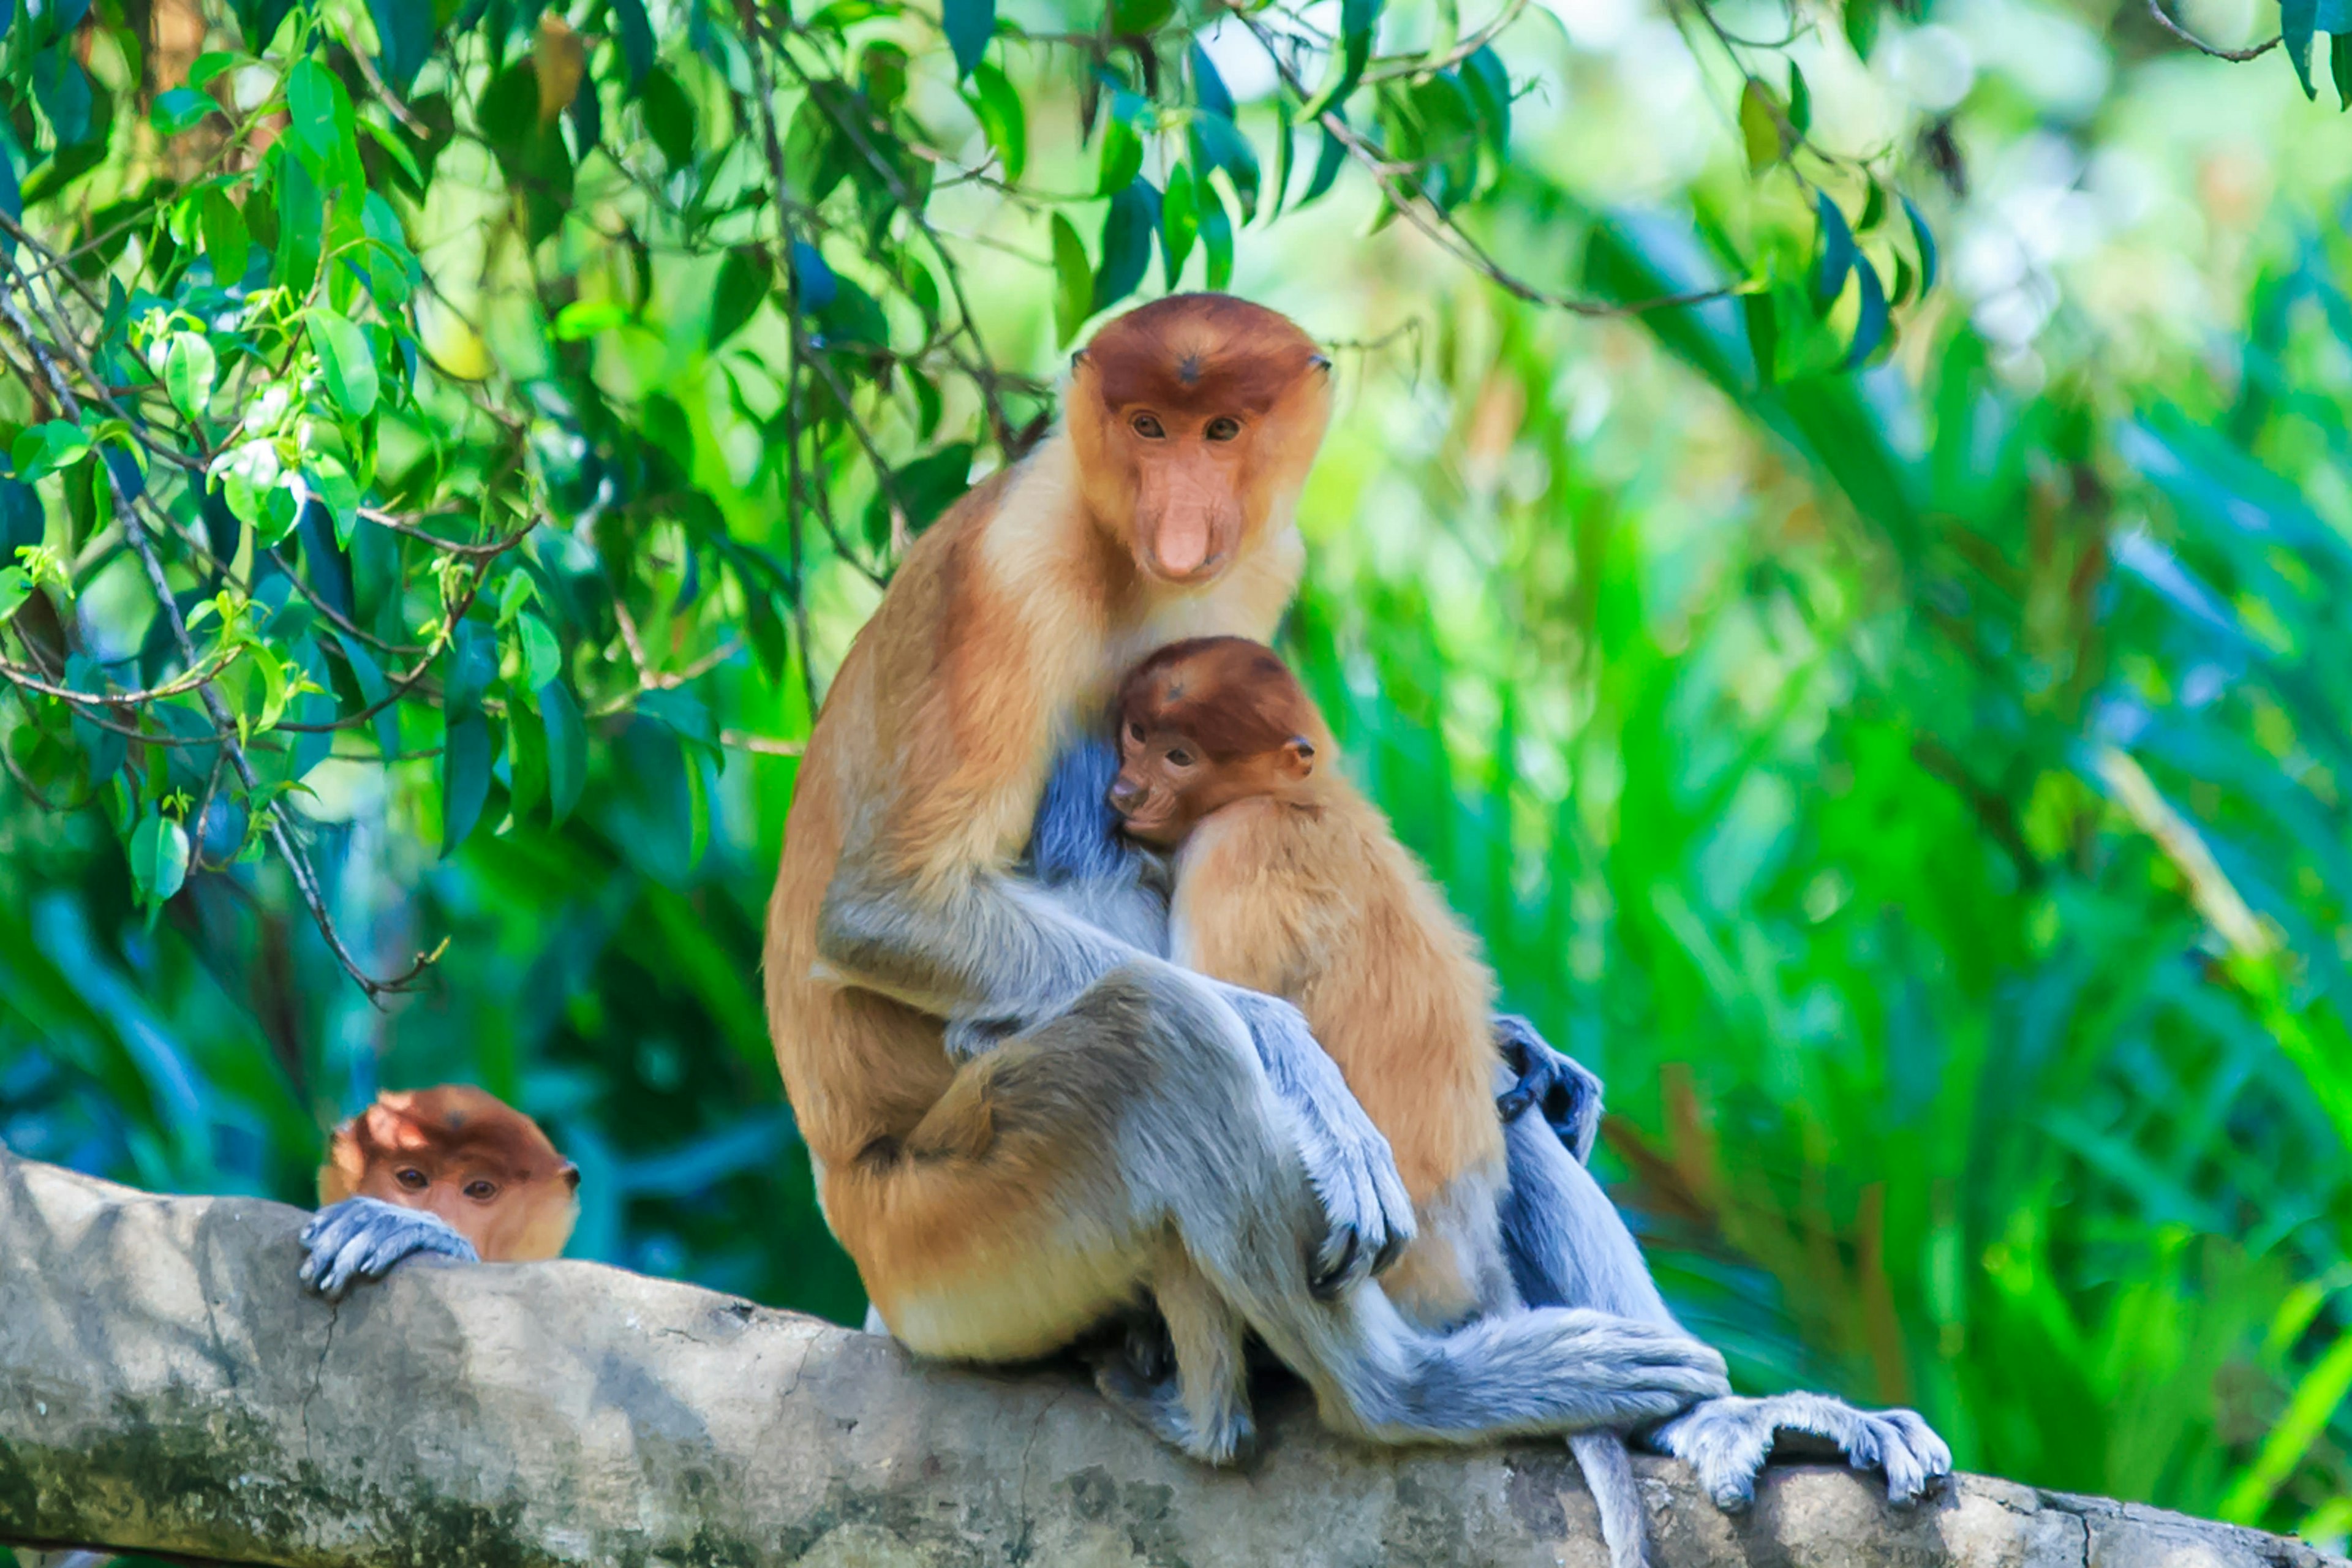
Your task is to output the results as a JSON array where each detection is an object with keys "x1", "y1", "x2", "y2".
[
  {"x1": 559, "y1": 1162, "x2": 581, "y2": 1193},
  {"x1": 1281, "y1": 737, "x2": 1316, "y2": 778},
  {"x1": 1308, "y1": 353, "x2": 1332, "y2": 374},
  {"x1": 1070, "y1": 349, "x2": 1091, "y2": 371}
]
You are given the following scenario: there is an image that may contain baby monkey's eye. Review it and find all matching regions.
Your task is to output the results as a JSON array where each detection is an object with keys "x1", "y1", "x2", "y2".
[
  {"x1": 1166, "y1": 748, "x2": 1194, "y2": 767},
  {"x1": 396, "y1": 1168, "x2": 429, "y2": 1191},
  {"x1": 1128, "y1": 722, "x2": 1146, "y2": 742},
  {"x1": 1131, "y1": 413, "x2": 1166, "y2": 439},
  {"x1": 463, "y1": 1180, "x2": 499, "y2": 1202},
  {"x1": 1204, "y1": 417, "x2": 1241, "y2": 442}
]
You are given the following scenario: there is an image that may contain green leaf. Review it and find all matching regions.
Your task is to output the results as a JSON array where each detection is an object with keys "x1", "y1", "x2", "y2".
[
  {"x1": 1461, "y1": 46, "x2": 1512, "y2": 170},
  {"x1": 1739, "y1": 78, "x2": 1783, "y2": 173},
  {"x1": 943, "y1": 0, "x2": 995, "y2": 77},
  {"x1": 189, "y1": 52, "x2": 244, "y2": 91},
  {"x1": 613, "y1": 0, "x2": 655, "y2": 91},
  {"x1": 164, "y1": 333, "x2": 216, "y2": 417},
  {"x1": 1110, "y1": 0, "x2": 1175, "y2": 31},
  {"x1": 643, "y1": 67, "x2": 696, "y2": 169},
  {"x1": 1191, "y1": 42, "x2": 1236, "y2": 118},
  {"x1": 1788, "y1": 62, "x2": 1812, "y2": 134},
  {"x1": 1189, "y1": 112, "x2": 1260, "y2": 221},
  {"x1": 1094, "y1": 179, "x2": 1159, "y2": 312},
  {"x1": 13, "y1": 421, "x2": 89, "y2": 481},
  {"x1": 369, "y1": 0, "x2": 434, "y2": 93},
  {"x1": 1813, "y1": 191, "x2": 1856, "y2": 311},
  {"x1": 2283, "y1": 0, "x2": 2318, "y2": 97},
  {"x1": 1298, "y1": 116, "x2": 1348, "y2": 209},
  {"x1": 443, "y1": 618, "x2": 497, "y2": 722},
  {"x1": 1051, "y1": 212, "x2": 1093, "y2": 349},
  {"x1": 200, "y1": 186, "x2": 249, "y2": 284},
  {"x1": 331, "y1": 632, "x2": 401, "y2": 763},
  {"x1": 640, "y1": 687, "x2": 720, "y2": 758},
  {"x1": 1844, "y1": 0, "x2": 1880, "y2": 57},
  {"x1": 286, "y1": 58, "x2": 344, "y2": 175},
  {"x1": 963, "y1": 61, "x2": 1026, "y2": 181},
  {"x1": 1267, "y1": 100, "x2": 1294, "y2": 222},
  {"x1": 1162, "y1": 162, "x2": 1199, "y2": 287},
  {"x1": 541, "y1": 679, "x2": 586, "y2": 824},
  {"x1": 151, "y1": 86, "x2": 216, "y2": 137},
  {"x1": 1744, "y1": 290, "x2": 1777, "y2": 387},
  {"x1": 889, "y1": 443, "x2": 974, "y2": 534},
  {"x1": 2336, "y1": 31, "x2": 2352, "y2": 108},
  {"x1": 710, "y1": 246, "x2": 771, "y2": 349},
  {"x1": 129, "y1": 813, "x2": 192, "y2": 904},
  {"x1": 554, "y1": 300, "x2": 630, "y2": 340},
  {"x1": 1202, "y1": 188, "x2": 1234, "y2": 291},
  {"x1": 1097, "y1": 96, "x2": 1146, "y2": 197},
  {"x1": 519, "y1": 612, "x2": 563, "y2": 689},
  {"x1": 507, "y1": 698, "x2": 547, "y2": 826},
  {"x1": 1903, "y1": 195, "x2": 1938, "y2": 295},
  {"x1": 0, "y1": 566, "x2": 30, "y2": 626},
  {"x1": 1302, "y1": 0, "x2": 1381, "y2": 119},
  {"x1": 441, "y1": 710, "x2": 493, "y2": 857},
  {"x1": 307, "y1": 309, "x2": 379, "y2": 420},
  {"x1": 1844, "y1": 254, "x2": 1889, "y2": 369}
]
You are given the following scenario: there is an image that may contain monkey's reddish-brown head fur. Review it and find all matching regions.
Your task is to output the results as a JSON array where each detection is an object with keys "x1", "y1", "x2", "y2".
[
  {"x1": 319, "y1": 1085, "x2": 580, "y2": 1263},
  {"x1": 1110, "y1": 636, "x2": 1331, "y2": 845},
  {"x1": 1068, "y1": 294, "x2": 1332, "y2": 586}
]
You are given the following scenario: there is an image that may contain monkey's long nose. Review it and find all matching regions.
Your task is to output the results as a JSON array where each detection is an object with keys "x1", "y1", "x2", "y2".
[{"x1": 1107, "y1": 778, "x2": 1144, "y2": 815}]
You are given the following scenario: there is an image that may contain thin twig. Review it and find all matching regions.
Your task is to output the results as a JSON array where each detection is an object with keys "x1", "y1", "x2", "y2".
[{"x1": 2145, "y1": 0, "x2": 2280, "y2": 59}]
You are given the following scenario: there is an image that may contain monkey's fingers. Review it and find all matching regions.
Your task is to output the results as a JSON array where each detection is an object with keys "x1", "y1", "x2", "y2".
[{"x1": 1872, "y1": 1409, "x2": 1953, "y2": 1505}]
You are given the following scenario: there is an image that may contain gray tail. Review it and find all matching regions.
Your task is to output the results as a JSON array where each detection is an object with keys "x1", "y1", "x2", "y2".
[{"x1": 1569, "y1": 1431, "x2": 1648, "y2": 1568}]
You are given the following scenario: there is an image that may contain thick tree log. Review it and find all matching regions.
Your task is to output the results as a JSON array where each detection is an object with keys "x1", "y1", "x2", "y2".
[{"x1": 0, "y1": 1147, "x2": 2340, "y2": 1568}]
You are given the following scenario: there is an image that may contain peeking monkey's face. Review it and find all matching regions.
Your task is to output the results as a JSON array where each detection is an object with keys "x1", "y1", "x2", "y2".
[
  {"x1": 1068, "y1": 295, "x2": 1332, "y2": 587},
  {"x1": 1110, "y1": 637, "x2": 1322, "y2": 846}
]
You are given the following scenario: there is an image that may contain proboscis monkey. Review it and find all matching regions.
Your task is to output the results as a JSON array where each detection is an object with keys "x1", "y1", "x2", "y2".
[
  {"x1": 1100, "y1": 635, "x2": 1950, "y2": 1521},
  {"x1": 766, "y1": 293, "x2": 1730, "y2": 1464},
  {"x1": 297, "y1": 1085, "x2": 579, "y2": 1299},
  {"x1": 1107, "y1": 635, "x2": 1650, "y2": 1565}
]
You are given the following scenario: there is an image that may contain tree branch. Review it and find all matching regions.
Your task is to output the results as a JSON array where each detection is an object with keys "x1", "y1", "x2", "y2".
[{"x1": 2, "y1": 1148, "x2": 2341, "y2": 1568}]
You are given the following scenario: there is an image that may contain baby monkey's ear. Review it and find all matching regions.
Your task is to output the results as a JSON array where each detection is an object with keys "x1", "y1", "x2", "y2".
[{"x1": 1281, "y1": 737, "x2": 1316, "y2": 779}]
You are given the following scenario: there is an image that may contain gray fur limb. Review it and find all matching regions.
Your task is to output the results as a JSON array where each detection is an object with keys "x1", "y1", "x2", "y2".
[
  {"x1": 297, "y1": 1197, "x2": 478, "y2": 1301},
  {"x1": 1572, "y1": 1428, "x2": 1650, "y2": 1568}
]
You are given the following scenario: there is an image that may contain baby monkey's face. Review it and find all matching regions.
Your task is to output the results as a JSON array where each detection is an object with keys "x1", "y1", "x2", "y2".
[{"x1": 1108, "y1": 714, "x2": 1314, "y2": 847}]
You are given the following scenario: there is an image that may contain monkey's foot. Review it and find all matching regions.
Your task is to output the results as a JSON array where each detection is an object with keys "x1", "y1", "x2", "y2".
[
  {"x1": 298, "y1": 1197, "x2": 479, "y2": 1300},
  {"x1": 1083, "y1": 1342, "x2": 1258, "y2": 1468},
  {"x1": 1650, "y1": 1392, "x2": 1953, "y2": 1510}
]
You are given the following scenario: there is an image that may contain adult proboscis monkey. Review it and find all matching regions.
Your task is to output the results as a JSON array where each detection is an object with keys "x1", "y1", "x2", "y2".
[{"x1": 765, "y1": 293, "x2": 1730, "y2": 1457}]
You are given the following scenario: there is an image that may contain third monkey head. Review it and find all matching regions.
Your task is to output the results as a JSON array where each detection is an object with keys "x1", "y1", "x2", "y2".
[
  {"x1": 1068, "y1": 294, "x2": 1333, "y2": 587},
  {"x1": 1110, "y1": 636, "x2": 1328, "y2": 846},
  {"x1": 320, "y1": 1085, "x2": 581, "y2": 1263}
]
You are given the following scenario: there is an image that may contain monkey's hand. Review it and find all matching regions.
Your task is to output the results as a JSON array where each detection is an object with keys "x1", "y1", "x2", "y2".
[
  {"x1": 1493, "y1": 1014, "x2": 1603, "y2": 1166},
  {"x1": 298, "y1": 1197, "x2": 479, "y2": 1301},
  {"x1": 1210, "y1": 982, "x2": 1417, "y2": 1296}
]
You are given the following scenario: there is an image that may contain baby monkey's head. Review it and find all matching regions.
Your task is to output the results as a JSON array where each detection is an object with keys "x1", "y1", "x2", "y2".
[{"x1": 1110, "y1": 636, "x2": 1326, "y2": 846}]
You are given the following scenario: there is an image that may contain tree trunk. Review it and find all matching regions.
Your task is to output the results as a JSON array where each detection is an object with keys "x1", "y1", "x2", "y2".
[{"x1": 0, "y1": 1146, "x2": 2338, "y2": 1568}]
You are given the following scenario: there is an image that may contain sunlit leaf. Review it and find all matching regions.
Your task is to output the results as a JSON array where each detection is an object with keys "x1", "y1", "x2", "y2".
[
  {"x1": 1739, "y1": 78, "x2": 1783, "y2": 173},
  {"x1": 1097, "y1": 96, "x2": 1146, "y2": 197},
  {"x1": 1189, "y1": 111, "x2": 1259, "y2": 221},
  {"x1": 306, "y1": 309, "x2": 380, "y2": 420},
  {"x1": 150, "y1": 87, "x2": 214, "y2": 138},
  {"x1": 1161, "y1": 162, "x2": 1199, "y2": 287},
  {"x1": 963, "y1": 61, "x2": 1025, "y2": 181},
  {"x1": 710, "y1": 247, "x2": 771, "y2": 349},
  {"x1": 12, "y1": 421, "x2": 89, "y2": 481},
  {"x1": 1302, "y1": 0, "x2": 1381, "y2": 118},
  {"x1": 1298, "y1": 113, "x2": 1348, "y2": 209},
  {"x1": 128, "y1": 813, "x2": 190, "y2": 905},
  {"x1": 1202, "y1": 187, "x2": 1234, "y2": 290},
  {"x1": 1904, "y1": 195, "x2": 1938, "y2": 294},
  {"x1": 164, "y1": 333, "x2": 216, "y2": 418}
]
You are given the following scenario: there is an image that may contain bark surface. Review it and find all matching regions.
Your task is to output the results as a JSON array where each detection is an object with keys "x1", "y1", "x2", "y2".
[{"x1": 1, "y1": 1146, "x2": 2339, "y2": 1568}]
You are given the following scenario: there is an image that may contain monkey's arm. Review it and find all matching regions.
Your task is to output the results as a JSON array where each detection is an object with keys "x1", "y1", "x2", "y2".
[
  {"x1": 1493, "y1": 1015, "x2": 1604, "y2": 1165},
  {"x1": 297, "y1": 1197, "x2": 480, "y2": 1300},
  {"x1": 821, "y1": 744, "x2": 1413, "y2": 1291}
]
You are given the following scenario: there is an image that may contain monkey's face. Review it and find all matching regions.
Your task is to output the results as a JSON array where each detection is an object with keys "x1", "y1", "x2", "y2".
[
  {"x1": 329, "y1": 1088, "x2": 583, "y2": 1262},
  {"x1": 1069, "y1": 296, "x2": 1333, "y2": 587},
  {"x1": 1109, "y1": 715, "x2": 1314, "y2": 846}
]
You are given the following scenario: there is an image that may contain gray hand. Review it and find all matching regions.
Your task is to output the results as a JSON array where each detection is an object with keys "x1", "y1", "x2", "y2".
[{"x1": 298, "y1": 1196, "x2": 478, "y2": 1300}]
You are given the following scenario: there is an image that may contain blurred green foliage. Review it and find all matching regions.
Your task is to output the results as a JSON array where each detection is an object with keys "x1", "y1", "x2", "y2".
[{"x1": 1, "y1": 0, "x2": 2350, "y2": 1555}]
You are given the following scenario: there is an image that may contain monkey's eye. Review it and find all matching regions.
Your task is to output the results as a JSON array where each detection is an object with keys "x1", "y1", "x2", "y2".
[
  {"x1": 1131, "y1": 413, "x2": 1166, "y2": 439},
  {"x1": 463, "y1": 1179, "x2": 500, "y2": 1202},
  {"x1": 395, "y1": 1168, "x2": 429, "y2": 1191},
  {"x1": 1166, "y1": 747, "x2": 1195, "y2": 767},
  {"x1": 1204, "y1": 417, "x2": 1242, "y2": 442},
  {"x1": 1128, "y1": 721, "x2": 1146, "y2": 743}
]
